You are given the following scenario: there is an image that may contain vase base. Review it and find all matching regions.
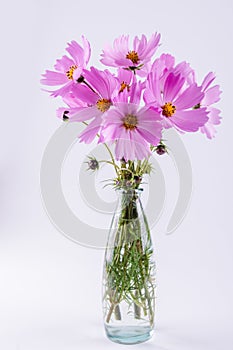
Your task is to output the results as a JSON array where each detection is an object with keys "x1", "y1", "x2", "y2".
[{"x1": 105, "y1": 325, "x2": 154, "y2": 345}]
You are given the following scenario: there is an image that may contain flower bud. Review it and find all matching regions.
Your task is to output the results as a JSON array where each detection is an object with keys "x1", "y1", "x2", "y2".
[
  {"x1": 87, "y1": 157, "x2": 99, "y2": 171},
  {"x1": 156, "y1": 144, "x2": 167, "y2": 155},
  {"x1": 134, "y1": 175, "x2": 142, "y2": 185},
  {"x1": 63, "y1": 111, "x2": 69, "y2": 121}
]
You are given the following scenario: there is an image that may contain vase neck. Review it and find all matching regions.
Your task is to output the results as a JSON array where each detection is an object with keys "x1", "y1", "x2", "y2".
[{"x1": 115, "y1": 188, "x2": 143, "y2": 200}]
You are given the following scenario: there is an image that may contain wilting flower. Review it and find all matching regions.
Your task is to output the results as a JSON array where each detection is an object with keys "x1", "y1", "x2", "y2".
[
  {"x1": 100, "y1": 33, "x2": 160, "y2": 73},
  {"x1": 144, "y1": 71, "x2": 208, "y2": 132},
  {"x1": 64, "y1": 67, "x2": 118, "y2": 143},
  {"x1": 101, "y1": 103, "x2": 162, "y2": 161},
  {"x1": 198, "y1": 72, "x2": 222, "y2": 139},
  {"x1": 41, "y1": 37, "x2": 91, "y2": 97}
]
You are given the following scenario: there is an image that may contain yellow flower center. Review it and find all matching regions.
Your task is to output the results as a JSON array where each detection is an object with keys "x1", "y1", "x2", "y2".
[
  {"x1": 66, "y1": 65, "x2": 78, "y2": 80},
  {"x1": 123, "y1": 114, "x2": 138, "y2": 130},
  {"x1": 162, "y1": 102, "x2": 176, "y2": 117},
  {"x1": 119, "y1": 81, "x2": 130, "y2": 93},
  {"x1": 96, "y1": 99, "x2": 112, "y2": 112},
  {"x1": 126, "y1": 51, "x2": 140, "y2": 64}
]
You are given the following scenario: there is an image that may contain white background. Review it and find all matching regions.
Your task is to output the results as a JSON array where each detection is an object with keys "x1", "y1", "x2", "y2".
[{"x1": 1, "y1": 0, "x2": 233, "y2": 349}]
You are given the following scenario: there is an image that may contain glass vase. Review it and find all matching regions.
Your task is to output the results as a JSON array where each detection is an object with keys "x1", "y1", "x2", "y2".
[{"x1": 102, "y1": 188, "x2": 156, "y2": 344}]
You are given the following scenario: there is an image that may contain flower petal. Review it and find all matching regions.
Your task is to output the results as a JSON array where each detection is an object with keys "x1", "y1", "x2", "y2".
[
  {"x1": 163, "y1": 73, "x2": 185, "y2": 103},
  {"x1": 81, "y1": 35, "x2": 91, "y2": 65},
  {"x1": 71, "y1": 84, "x2": 98, "y2": 105},
  {"x1": 83, "y1": 67, "x2": 117, "y2": 99},
  {"x1": 172, "y1": 109, "x2": 208, "y2": 132},
  {"x1": 129, "y1": 81, "x2": 143, "y2": 105},
  {"x1": 70, "y1": 106, "x2": 100, "y2": 122},
  {"x1": 115, "y1": 128, "x2": 132, "y2": 161},
  {"x1": 40, "y1": 70, "x2": 68, "y2": 86},
  {"x1": 137, "y1": 122, "x2": 161, "y2": 145},
  {"x1": 208, "y1": 107, "x2": 221, "y2": 125},
  {"x1": 102, "y1": 108, "x2": 123, "y2": 126},
  {"x1": 174, "y1": 84, "x2": 204, "y2": 110},
  {"x1": 144, "y1": 72, "x2": 163, "y2": 106},
  {"x1": 66, "y1": 40, "x2": 84, "y2": 66},
  {"x1": 200, "y1": 107, "x2": 221, "y2": 139},
  {"x1": 137, "y1": 106, "x2": 162, "y2": 122},
  {"x1": 78, "y1": 116, "x2": 102, "y2": 143},
  {"x1": 54, "y1": 55, "x2": 74, "y2": 72},
  {"x1": 138, "y1": 32, "x2": 161, "y2": 62},
  {"x1": 202, "y1": 85, "x2": 221, "y2": 106},
  {"x1": 201, "y1": 72, "x2": 216, "y2": 91},
  {"x1": 130, "y1": 131, "x2": 151, "y2": 159},
  {"x1": 172, "y1": 61, "x2": 195, "y2": 85},
  {"x1": 50, "y1": 83, "x2": 73, "y2": 98}
]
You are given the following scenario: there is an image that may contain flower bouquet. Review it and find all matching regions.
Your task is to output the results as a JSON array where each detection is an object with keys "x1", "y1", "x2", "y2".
[{"x1": 41, "y1": 32, "x2": 221, "y2": 344}]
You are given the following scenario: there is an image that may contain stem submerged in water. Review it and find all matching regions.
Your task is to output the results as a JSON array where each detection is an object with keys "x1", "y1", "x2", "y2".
[{"x1": 104, "y1": 189, "x2": 155, "y2": 326}]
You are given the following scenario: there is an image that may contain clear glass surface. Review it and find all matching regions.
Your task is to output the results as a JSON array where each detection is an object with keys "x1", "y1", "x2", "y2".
[{"x1": 102, "y1": 189, "x2": 156, "y2": 344}]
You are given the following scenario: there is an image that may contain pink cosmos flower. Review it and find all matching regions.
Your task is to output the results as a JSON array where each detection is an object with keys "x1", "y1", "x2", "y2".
[
  {"x1": 41, "y1": 37, "x2": 91, "y2": 97},
  {"x1": 144, "y1": 71, "x2": 208, "y2": 132},
  {"x1": 145, "y1": 54, "x2": 195, "y2": 100},
  {"x1": 63, "y1": 67, "x2": 118, "y2": 143},
  {"x1": 101, "y1": 103, "x2": 162, "y2": 161},
  {"x1": 100, "y1": 33, "x2": 161, "y2": 74},
  {"x1": 199, "y1": 72, "x2": 222, "y2": 139}
]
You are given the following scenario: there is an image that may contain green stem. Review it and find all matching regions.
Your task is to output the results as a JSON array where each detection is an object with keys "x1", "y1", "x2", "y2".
[
  {"x1": 103, "y1": 143, "x2": 119, "y2": 176},
  {"x1": 82, "y1": 121, "x2": 119, "y2": 176},
  {"x1": 114, "y1": 304, "x2": 121, "y2": 320},
  {"x1": 106, "y1": 303, "x2": 115, "y2": 323},
  {"x1": 98, "y1": 160, "x2": 120, "y2": 169},
  {"x1": 134, "y1": 290, "x2": 141, "y2": 319},
  {"x1": 105, "y1": 190, "x2": 155, "y2": 325},
  {"x1": 105, "y1": 223, "x2": 127, "y2": 323},
  {"x1": 136, "y1": 237, "x2": 154, "y2": 324}
]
